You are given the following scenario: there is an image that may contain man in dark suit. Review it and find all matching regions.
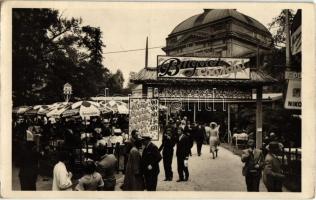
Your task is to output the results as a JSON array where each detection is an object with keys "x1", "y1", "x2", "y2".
[
  {"x1": 263, "y1": 141, "x2": 285, "y2": 192},
  {"x1": 194, "y1": 123, "x2": 205, "y2": 156},
  {"x1": 241, "y1": 139, "x2": 264, "y2": 192},
  {"x1": 176, "y1": 128, "x2": 190, "y2": 182},
  {"x1": 158, "y1": 120, "x2": 177, "y2": 181},
  {"x1": 184, "y1": 121, "x2": 193, "y2": 156},
  {"x1": 141, "y1": 136, "x2": 162, "y2": 191}
]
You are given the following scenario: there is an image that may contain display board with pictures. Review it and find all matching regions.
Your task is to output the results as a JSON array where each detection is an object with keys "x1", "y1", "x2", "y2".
[{"x1": 129, "y1": 98, "x2": 159, "y2": 140}]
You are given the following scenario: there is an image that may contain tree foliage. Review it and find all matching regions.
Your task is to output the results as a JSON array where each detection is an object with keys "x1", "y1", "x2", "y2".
[
  {"x1": 12, "y1": 8, "x2": 121, "y2": 106},
  {"x1": 268, "y1": 9, "x2": 295, "y2": 47},
  {"x1": 107, "y1": 69, "x2": 125, "y2": 95},
  {"x1": 262, "y1": 9, "x2": 296, "y2": 92}
]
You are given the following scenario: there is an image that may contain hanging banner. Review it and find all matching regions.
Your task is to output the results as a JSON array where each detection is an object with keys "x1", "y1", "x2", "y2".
[
  {"x1": 284, "y1": 79, "x2": 301, "y2": 110},
  {"x1": 157, "y1": 56, "x2": 250, "y2": 79},
  {"x1": 159, "y1": 86, "x2": 252, "y2": 99},
  {"x1": 129, "y1": 98, "x2": 159, "y2": 140}
]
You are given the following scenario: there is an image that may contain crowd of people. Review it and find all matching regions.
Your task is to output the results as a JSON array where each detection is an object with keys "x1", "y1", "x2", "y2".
[
  {"x1": 14, "y1": 113, "x2": 223, "y2": 191},
  {"x1": 14, "y1": 111, "x2": 288, "y2": 192},
  {"x1": 12, "y1": 114, "x2": 129, "y2": 191}
]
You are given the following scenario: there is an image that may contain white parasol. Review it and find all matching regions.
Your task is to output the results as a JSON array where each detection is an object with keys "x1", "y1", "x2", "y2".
[{"x1": 71, "y1": 101, "x2": 100, "y2": 119}]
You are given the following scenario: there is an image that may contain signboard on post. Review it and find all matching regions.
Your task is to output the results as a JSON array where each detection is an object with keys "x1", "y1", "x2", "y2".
[
  {"x1": 129, "y1": 98, "x2": 159, "y2": 140},
  {"x1": 63, "y1": 83, "x2": 72, "y2": 102},
  {"x1": 157, "y1": 56, "x2": 250, "y2": 79},
  {"x1": 284, "y1": 79, "x2": 301, "y2": 110},
  {"x1": 63, "y1": 83, "x2": 72, "y2": 95}
]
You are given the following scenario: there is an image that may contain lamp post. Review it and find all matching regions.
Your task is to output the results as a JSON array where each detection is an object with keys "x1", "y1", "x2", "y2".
[{"x1": 105, "y1": 88, "x2": 109, "y2": 97}]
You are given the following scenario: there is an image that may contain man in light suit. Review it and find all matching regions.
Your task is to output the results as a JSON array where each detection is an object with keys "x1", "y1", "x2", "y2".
[
  {"x1": 241, "y1": 139, "x2": 264, "y2": 192},
  {"x1": 176, "y1": 128, "x2": 190, "y2": 182},
  {"x1": 263, "y1": 141, "x2": 285, "y2": 192}
]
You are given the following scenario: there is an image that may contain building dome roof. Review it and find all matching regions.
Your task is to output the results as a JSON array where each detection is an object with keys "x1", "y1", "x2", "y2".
[{"x1": 171, "y1": 9, "x2": 270, "y2": 35}]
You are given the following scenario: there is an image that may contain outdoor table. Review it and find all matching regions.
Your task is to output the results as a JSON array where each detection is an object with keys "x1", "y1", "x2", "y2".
[
  {"x1": 283, "y1": 147, "x2": 301, "y2": 161},
  {"x1": 232, "y1": 133, "x2": 248, "y2": 149}
]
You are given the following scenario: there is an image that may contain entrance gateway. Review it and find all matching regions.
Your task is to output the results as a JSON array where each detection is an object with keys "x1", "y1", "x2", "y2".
[{"x1": 130, "y1": 56, "x2": 277, "y2": 148}]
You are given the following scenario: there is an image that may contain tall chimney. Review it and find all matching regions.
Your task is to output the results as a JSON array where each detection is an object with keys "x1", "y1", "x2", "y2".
[{"x1": 145, "y1": 37, "x2": 148, "y2": 69}]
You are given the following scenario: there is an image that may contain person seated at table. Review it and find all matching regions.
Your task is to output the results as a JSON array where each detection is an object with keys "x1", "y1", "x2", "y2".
[{"x1": 75, "y1": 160, "x2": 104, "y2": 191}]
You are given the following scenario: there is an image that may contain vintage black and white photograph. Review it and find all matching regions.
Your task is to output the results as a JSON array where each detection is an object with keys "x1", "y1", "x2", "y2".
[{"x1": 1, "y1": 1, "x2": 314, "y2": 198}]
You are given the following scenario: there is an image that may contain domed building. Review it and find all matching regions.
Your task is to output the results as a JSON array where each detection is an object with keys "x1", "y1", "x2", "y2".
[
  {"x1": 163, "y1": 9, "x2": 273, "y2": 60},
  {"x1": 131, "y1": 9, "x2": 279, "y2": 147}
]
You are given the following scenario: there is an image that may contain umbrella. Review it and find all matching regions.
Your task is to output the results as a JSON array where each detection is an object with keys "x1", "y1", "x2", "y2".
[
  {"x1": 37, "y1": 105, "x2": 54, "y2": 115},
  {"x1": 71, "y1": 101, "x2": 100, "y2": 109},
  {"x1": 46, "y1": 103, "x2": 72, "y2": 118},
  {"x1": 103, "y1": 100, "x2": 129, "y2": 114},
  {"x1": 98, "y1": 101, "x2": 114, "y2": 114},
  {"x1": 117, "y1": 104, "x2": 129, "y2": 114},
  {"x1": 71, "y1": 101, "x2": 100, "y2": 119},
  {"x1": 24, "y1": 105, "x2": 42, "y2": 116},
  {"x1": 12, "y1": 106, "x2": 32, "y2": 114},
  {"x1": 99, "y1": 106, "x2": 114, "y2": 114},
  {"x1": 61, "y1": 108, "x2": 80, "y2": 118}
]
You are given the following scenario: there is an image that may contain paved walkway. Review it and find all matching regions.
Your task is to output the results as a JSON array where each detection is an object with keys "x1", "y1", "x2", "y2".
[
  {"x1": 155, "y1": 143, "x2": 267, "y2": 191},
  {"x1": 13, "y1": 143, "x2": 268, "y2": 191}
]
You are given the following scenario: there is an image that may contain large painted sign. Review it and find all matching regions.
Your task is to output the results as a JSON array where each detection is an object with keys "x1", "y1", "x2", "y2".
[
  {"x1": 129, "y1": 98, "x2": 159, "y2": 140},
  {"x1": 157, "y1": 56, "x2": 250, "y2": 79}
]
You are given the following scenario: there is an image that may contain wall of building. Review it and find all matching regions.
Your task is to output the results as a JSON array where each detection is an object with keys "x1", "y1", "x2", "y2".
[{"x1": 165, "y1": 18, "x2": 272, "y2": 59}]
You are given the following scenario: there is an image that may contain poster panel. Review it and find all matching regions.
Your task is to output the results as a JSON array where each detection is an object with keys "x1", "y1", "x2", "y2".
[{"x1": 129, "y1": 98, "x2": 159, "y2": 140}]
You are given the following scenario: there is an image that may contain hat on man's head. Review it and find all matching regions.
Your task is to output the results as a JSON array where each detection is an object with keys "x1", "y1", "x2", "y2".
[{"x1": 267, "y1": 141, "x2": 280, "y2": 152}]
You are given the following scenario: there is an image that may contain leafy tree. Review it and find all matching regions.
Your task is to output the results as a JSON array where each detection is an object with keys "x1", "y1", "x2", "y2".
[
  {"x1": 122, "y1": 72, "x2": 137, "y2": 95},
  {"x1": 262, "y1": 9, "x2": 297, "y2": 92},
  {"x1": 268, "y1": 9, "x2": 295, "y2": 48},
  {"x1": 12, "y1": 8, "x2": 111, "y2": 106},
  {"x1": 107, "y1": 69, "x2": 124, "y2": 95}
]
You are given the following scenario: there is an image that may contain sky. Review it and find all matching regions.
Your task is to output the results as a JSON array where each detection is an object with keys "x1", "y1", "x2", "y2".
[{"x1": 63, "y1": 5, "x2": 283, "y2": 87}]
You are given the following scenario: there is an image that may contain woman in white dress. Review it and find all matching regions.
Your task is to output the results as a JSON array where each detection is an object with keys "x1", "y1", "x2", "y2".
[{"x1": 209, "y1": 122, "x2": 220, "y2": 159}]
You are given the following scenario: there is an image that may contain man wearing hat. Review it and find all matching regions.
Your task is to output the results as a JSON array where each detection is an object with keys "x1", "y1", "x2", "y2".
[
  {"x1": 141, "y1": 135, "x2": 162, "y2": 191},
  {"x1": 158, "y1": 119, "x2": 177, "y2": 181},
  {"x1": 263, "y1": 141, "x2": 285, "y2": 192},
  {"x1": 241, "y1": 139, "x2": 264, "y2": 191}
]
